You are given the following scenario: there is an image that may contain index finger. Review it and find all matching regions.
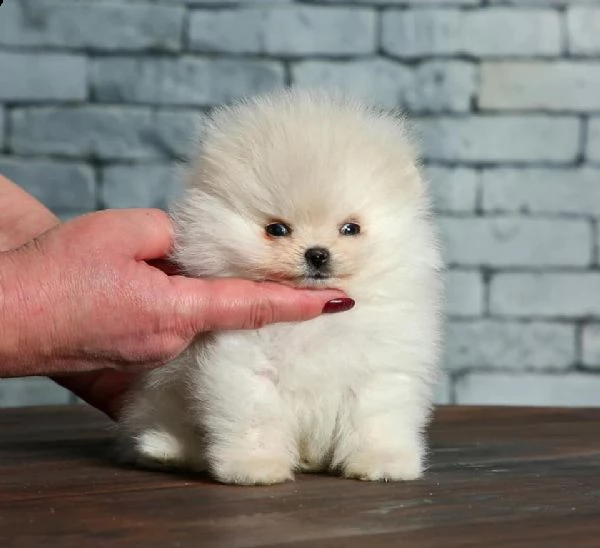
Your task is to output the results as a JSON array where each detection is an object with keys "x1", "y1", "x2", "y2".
[
  {"x1": 172, "y1": 277, "x2": 354, "y2": 332},
  {"x1": 88, "y1": 208, "x2": 175, "y2": 261}
]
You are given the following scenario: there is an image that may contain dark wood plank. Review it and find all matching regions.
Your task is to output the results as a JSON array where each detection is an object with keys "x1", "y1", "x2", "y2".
[{"x1": 1, "y1": 405, "x2": 599, "y2": 547}]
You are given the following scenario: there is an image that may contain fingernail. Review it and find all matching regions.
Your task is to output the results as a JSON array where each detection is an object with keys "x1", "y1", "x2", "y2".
[{"x1": 322, "y1": 298, "x2": 355, "y2": 314}]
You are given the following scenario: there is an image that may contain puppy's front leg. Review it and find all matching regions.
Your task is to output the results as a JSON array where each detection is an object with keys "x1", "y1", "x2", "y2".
[
  {"x1": 333, "y1": 373, "x2": 432, "y2": 482},
  {"x1": 195, "y1": 337, "x2": 298, "y2": 485}
]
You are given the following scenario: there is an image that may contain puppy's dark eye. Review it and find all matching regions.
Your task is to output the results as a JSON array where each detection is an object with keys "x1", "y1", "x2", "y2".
[
  {"x1": 339, "y1": 222, "x2": 361, "y2": 236},
  {"x1": 265, "y1": 222, "x2": 292, "y2": 237}
]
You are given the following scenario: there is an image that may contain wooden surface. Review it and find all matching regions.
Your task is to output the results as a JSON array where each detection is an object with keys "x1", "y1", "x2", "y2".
[{"x1": 1, "y1": 405, "x2": 599, "y2": 548}]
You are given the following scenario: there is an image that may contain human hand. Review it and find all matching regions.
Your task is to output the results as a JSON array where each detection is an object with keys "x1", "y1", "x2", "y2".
[
  {"x1": 1, "y1": 208, "x2": 351, "y2": 376},
  {"x1": 1, "y1": 207, "x2": 353, "y2": 418}
]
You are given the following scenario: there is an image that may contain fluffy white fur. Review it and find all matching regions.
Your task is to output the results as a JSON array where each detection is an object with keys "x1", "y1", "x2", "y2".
[{"x1": 118, "y1": 89, "x2": 443, "y2": 485}]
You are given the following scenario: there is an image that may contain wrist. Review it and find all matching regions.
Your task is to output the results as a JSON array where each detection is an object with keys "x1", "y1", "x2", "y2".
[
  {"x1": 0, "y1": 250, "x2": 25, "y2": 376},
  {"x1": 0, "y1": 246, "x2": 54, "y2": 377}
]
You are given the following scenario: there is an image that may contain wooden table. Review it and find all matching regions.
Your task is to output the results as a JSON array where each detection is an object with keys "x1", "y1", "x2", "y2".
[{"x1": 1, "y1": 406, "x2": 599, "y2": 547}]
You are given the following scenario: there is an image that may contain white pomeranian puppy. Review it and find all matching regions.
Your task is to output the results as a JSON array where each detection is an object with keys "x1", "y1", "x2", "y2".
[{"x1": 118, "y1": 89, "x2": 443, "y2": 485}]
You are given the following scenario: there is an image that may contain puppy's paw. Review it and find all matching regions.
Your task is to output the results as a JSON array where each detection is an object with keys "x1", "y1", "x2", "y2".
[
  {"x1": 342, "y1": 447, "x2": 424, "y2": 482},
  {"x1": 127, "y1": 430, "x2": 206, "y2": 472},
  {"x1": 211, "y1": 450, "x2": 294, "y2": 485}
]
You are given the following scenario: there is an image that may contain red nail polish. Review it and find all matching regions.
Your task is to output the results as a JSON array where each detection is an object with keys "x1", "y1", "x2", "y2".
[{"x1": 323, "y1": 298, "x2": 355, "y2": 314}]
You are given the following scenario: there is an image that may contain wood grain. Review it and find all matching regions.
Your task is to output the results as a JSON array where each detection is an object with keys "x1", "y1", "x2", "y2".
[{"x1": 1, "y1": 405, "x2": 599, "y2": 547}]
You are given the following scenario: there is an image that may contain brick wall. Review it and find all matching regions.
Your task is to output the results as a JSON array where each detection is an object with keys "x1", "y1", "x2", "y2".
[{"x1": 1, "y1": 0, "x2": 600, "y2": 408}]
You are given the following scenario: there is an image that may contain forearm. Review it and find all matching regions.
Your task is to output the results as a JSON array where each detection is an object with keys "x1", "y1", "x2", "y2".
[
  {"x1": 0, "y1": 174, "x2": 60, "y2": 375},
  {"x1": 0, "y1": 174, "x2": 59, "y2": 251}
]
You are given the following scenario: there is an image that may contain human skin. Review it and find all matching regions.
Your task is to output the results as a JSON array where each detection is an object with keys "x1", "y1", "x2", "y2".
[{"x1": 0, "y1": 175, "x2": 353, "y2": 418}]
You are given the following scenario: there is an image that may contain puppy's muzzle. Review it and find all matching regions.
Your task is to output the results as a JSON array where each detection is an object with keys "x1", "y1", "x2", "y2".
[{"x1": 305, "y1": 247, "x2": 330, "y2": 272}]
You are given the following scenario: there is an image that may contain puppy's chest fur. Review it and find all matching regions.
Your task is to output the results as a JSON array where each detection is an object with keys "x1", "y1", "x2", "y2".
[
  {"x1": 189, "y1": 308, "x2": 391, "y2": 453},
  {"x1": 222, "y1": 307, "x2": 384, "y2": 389}
]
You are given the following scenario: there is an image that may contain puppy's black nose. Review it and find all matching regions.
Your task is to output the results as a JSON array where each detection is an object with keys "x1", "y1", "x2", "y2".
[{"x1": 305, "y1": 247, "x2": 330, "y2": 269}]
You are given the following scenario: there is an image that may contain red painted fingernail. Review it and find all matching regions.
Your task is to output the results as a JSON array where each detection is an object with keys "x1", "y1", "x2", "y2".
[{"x1": 322, "y1": 298, "x2": 355, "y2": 314}]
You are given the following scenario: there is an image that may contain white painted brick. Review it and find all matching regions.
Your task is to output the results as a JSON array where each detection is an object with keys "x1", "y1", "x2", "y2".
[
  {"x1": 588, "y1": 118, "x2": 600, "y2": 163},
  {"x1": 439, "y1": 217, "x2": 591, "y2": 267},
  {"x1": 596, "y1": 223, "x2": 600, "y2": 265},
  {"x1": 189, "y1": 9, "x2": 264, "y2": 53},
  {"x1": 0, "y1": 378, "x2": 71, "y2": 408},
  {"x1": 0, "y1": 157, "x2": 95, "y2": 212},
  {"x1": 101, "y1": 164, "x2": 182, "y2": 209},
  {"x1": 0, "y1": 52, "x2": 86, "y2": 102},
  {"x1": 0, "y1": 107, "x2": 4, "y2": 149},
  {"x1": 456, "y1": 373, "x2": 600, "y2": 407},
  {"x1": 433, "y1": 373, "x2": 453, "y2": 406},
  {"x1": 93, "y1": 57, "x2": 284, "y2": 106},
  {"x1": 187, "y1": 0, "x2": 261, "y2": 4},
  {"x1": 293, "y1": 59, "x2": 475, "y2": 112},
  {"x1": 490, "y1": 0, "x2": 600, "y2": 4},
  {"x1": 567, "y1": 7, "x2": 600, "y2": 55},
  {"x1": 418, "y1": 116, "x2": 580, "y2": 164},
  {"x1": 260, "y1": 7, "x2": 376, "y2": 55},
  {"x1": 382, "y1": 8, "x2": 561, "y2": 58},
  {"x1": 189, "y1": 7, "x2": 376, "y2": 55},
  {"x1": 446, "y1": 320, "x2": 576, "y2": 372},
  {"x1": 10, "y1": 107, "x2": 201, "y2": 161},
  {"x1": 479, "y1": 62, "x2": 600, "y2": 111},
  {"x1": 445, "y1": 270, "x2": 485, "y2": 317},
  {"x1": 424, "y1": 166, "x2": 479, "y2": 213},
  {"x1": 409, "y1": 61, "x2": 476, "y2": 113},
  {"x1": 490, "y1": 273, "x2": 600, "y2": 318},
  {"x1": 292, "y1": 60, "x2": 411, "y2": 110},
  {"x1": 582, "y1": 323, "x2": 600, "y2": 369},
  {"x1": 482, "y1": 168, "x2": 600, "y2": 217},
  {"x1": 192, "y1": 0, "x2": 292, "y2": 3},
  {"x1": 305, "y1": 0, "x2": 477, "y2": 4},
  {"x1": 188, "y1": 0, "x2": 290, "y2": 3},
  {"x1": 0, "y1": 1, "x2": 184, "y2": 51}
]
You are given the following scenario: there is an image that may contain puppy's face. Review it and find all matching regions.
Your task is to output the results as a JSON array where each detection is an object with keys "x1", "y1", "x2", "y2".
[
  {"x1": 173, "y1": 177, "x2": 380, "y2": 290},
  {"x1": 254, "y1": 214, "x2": 364, "y2": 288},
  {"x1": 173, "y1": 91, "x2": 426, "y2": 290}
]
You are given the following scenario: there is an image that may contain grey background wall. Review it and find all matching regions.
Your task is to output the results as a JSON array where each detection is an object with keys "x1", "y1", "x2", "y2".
[{"x1": 1, "y1": 0, "x2": 600, "y2": 408}]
